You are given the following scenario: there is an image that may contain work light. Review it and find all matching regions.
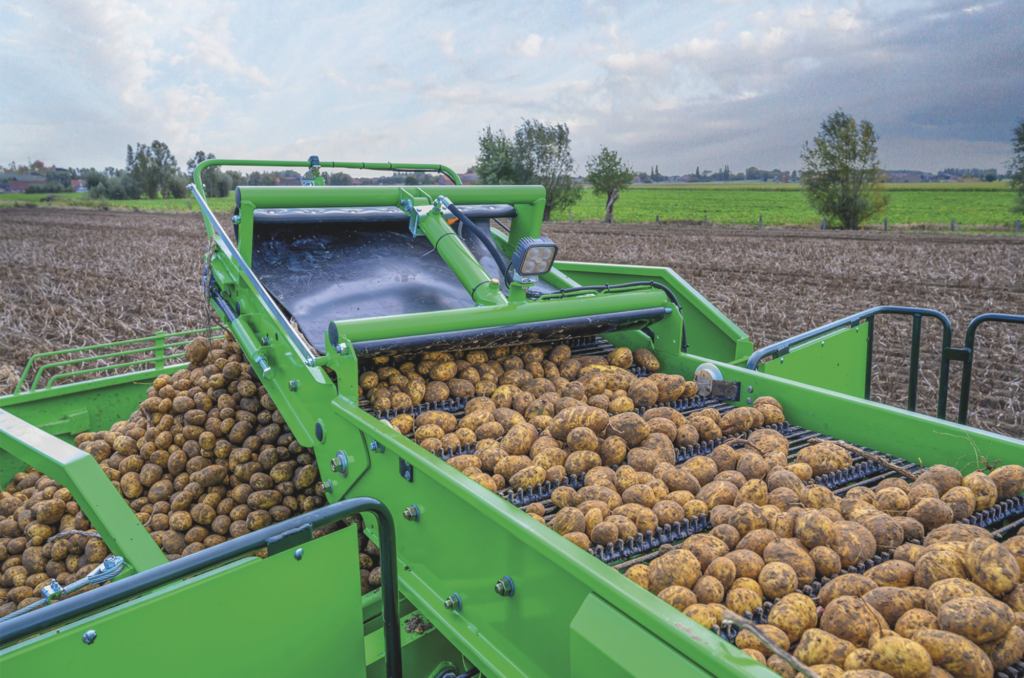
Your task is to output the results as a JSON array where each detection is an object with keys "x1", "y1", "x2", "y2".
[{"x1": 510, "y1": 237, "x2": 558, "y2": 277}]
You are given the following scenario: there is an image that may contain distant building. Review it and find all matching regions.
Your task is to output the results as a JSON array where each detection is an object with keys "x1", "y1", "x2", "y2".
[
  {"x1": 0, "y1": 173, "x2": 46, "y2": 192},
  {"x1": 71, "y1": 179, "x2": 88, "y2": 193},
  {"x1": 888, "y1": 172, "x2": 923, "y2": 183}
]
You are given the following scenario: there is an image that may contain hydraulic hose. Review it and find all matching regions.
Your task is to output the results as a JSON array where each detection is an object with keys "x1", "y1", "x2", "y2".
[{"x1": 439, "y1": 197, "x2": 513, "y2": 283}]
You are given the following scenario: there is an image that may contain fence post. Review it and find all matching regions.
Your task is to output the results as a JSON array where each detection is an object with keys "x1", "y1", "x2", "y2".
[
  {"x1": 569, "y1": 211, "x2": 573, "y2": 223},
  {"x1": 759, "y1": 214, "x2": 763, "y2": 229},
  {"x1": 951, "y1": 218, "x2": 955, "y2": 232},
  {"x1": 821, "y1": 217, "x2": 826, "y2": 230},
  {"x1": 1017, "y1": 220, "x2": 1021, "y2": 233},
  {"x1": 884, "y1": 217, "x2": 887, "y2": 232}
]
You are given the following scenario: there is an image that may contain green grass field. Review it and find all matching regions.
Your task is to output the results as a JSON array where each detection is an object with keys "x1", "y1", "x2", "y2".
[
  {"x1": 1, "y1": 181, "x2": 1018, "y2": 227},
  {"x1": 551, "y1": 182, "x2": 1020, "y2": 226}
]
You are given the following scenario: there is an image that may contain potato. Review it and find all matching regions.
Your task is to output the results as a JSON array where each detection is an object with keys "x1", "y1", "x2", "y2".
[
  {"x1": 794, "y1": 510, "x2": 835, "y2": 550},
  {"x1": 795, "y1": 442, "x2": 851, "y2": 478},
  {"x1": 833, "y1": 521, "x2": 878, "y2": 568},
  {"x1": 793, "y1": 628, "x2": 855, "y2": 667},
  {"x1": 915, "y1": 550, "x2": 968, "y2": 589},
  {"x1": 925, "y1": 578, "x2": 991, "y2": 615},
  {"x1": 648, "y1": 548, "x2": 702, "y2": 593},
  {"x1": 725, "y1": 586, "x2": 763, "y2": 616},
  {"x1": 415, "y1": 411, "x2": 458, "y2": 433},
  {"x1": 962, "y1": 471, "x2": 998, "y2": 511},
  {"x1": 758, "y1": 561, "x2": 798, "y2": 600},
  {"x1": 736, "y1": 623, "x2": 791, "y2": 658},
  {"x1": 821, "y1": 596, "x2": 884, "y2": 648},
  {"x1": 894, "y1": 609, "x2": 938, "y2": 639},
  {"x1": 964, "y1": 539, "x2": 1020, "y2": 596},
  {"x1": 988, "y1": 465, "x2": 1024, "y2": 501},
  {"x1": 692, "y1": 576, "x2": 725, "y2": 604},
  {"x1": 767, "y1": 592, "x2": 818, "y2": 644},
  {"x1": 550, "y1": 507, "x2": 586, "y2": 535},
  {"x1": 912, "y1": 629, "x2": 994, "y2": 678},
  {"x1": 697, "y1": 481, "x2": 739, "y2": 510},
  {"x1": 763, "y1": 540, "x2": 816, "y2": 589},
  {"x1": 869, "y1": 634, "x2": 933, "y2": 678},
  {"x1": 980, "y1": 624, "x2": 1024, "y2": 670},
  {"x1": 864, "y1": 586, "x2": 918, "y2": 628},
  {"x1": 810, "y1": 546, "x2": 842, "y2": 578},
  {"x1": 509, "y1": 466, "x2": 546, "y2": 490},
  {"x1": 656, "y1": 585, "x2": 697, "y2": 612},
  {"x1": 726, "y1": 549, "x2": 766, "y2": 580},
  {"x1": 867, "y1": 560, "x2": 917, "y2": 588},
  {"x1": 942, "y1": 486, "x2": 977, "y2": 523},
  {"x1": 624, "y1": 563, "x2": 650, "y2": 589},
  {"x1": 818, "y1": 574, "x2": 877, "y2": 609},
  {"x1": 937, "y1": 596, "x2": 1015, "y2": 644}
]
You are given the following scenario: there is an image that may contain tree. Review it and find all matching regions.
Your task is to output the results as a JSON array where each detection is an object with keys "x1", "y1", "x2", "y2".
[
  {"x1": 586, "y1": 147, "x2": 634, "y2": 223},
  {"x1": 1010, "y1": 119, "x2": 1024, "y2": 214},
  {"x1": 801, "y1": 110, "x2": 888, "y2": 229},
  {"x1": 475, "y1": 119, "x2": 582, "y2": 220}
]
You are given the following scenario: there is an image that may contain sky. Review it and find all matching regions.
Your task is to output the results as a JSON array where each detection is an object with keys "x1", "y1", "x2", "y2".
[{"x1": 1, "y1": 0, "x2": 1021, "y2": 176}]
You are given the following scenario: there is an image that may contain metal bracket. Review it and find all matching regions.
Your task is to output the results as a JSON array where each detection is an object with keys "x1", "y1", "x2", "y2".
[
  {"x1": 942, "y1": 347, "x2": 971, "y2": 362},
  {"x1": 399, "y1": 458, "x2": 414, "y2": 483},
  {"x1": 265, "y1": 523, "x2": 313, "y2": 558}
]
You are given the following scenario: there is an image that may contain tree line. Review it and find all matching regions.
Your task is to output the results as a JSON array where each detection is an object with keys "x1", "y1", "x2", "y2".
[{"x1": 474, "y1": 116, "x2": 1024, "y2": 227}]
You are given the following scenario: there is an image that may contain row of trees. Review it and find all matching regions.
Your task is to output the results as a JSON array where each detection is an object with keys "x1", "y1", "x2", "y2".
[{"x1": 474, "y1": 115, "x2": 1024, "y2": 228}]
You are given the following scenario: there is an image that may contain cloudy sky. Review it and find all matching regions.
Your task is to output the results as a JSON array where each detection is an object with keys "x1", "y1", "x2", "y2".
[{"x1": 1, "y1": 0, "x2": 1021, "y2": 175}]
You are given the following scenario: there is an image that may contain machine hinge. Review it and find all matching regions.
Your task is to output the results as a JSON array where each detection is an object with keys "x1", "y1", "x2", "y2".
[
  {"x1": 942, "y1": 347, "x2": 971, "y2": 362},
  {"x1": 399, "y1": 459, "x2": 414, "y2": 483}
]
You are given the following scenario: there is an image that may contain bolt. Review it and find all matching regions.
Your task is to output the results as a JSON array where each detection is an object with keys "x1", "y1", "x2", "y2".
[
  {"x1": 294, "y1": 548, "x2": 304, "y2": 561},
  {"x1": 321, "y1": 479, "x2": 333, "y2": 494},
  {"x1": 821, "y1": 341, "x2": 825, "y2": 347},
  {"x1": 289, "y1": 379, "x2": 298, "y2": 391},
  {"x1": 403, "y1": 505, "x2": 420, "y2": 522},
  {"x1": 82, "y1": 630, "x2": 97, "y2": 645},
  {"x1": 442, "y1": 593, "x2": 462, "y2": 611},
  {"x1": 495, "y1": 576, "x2": 515, "y2": 597},
  {"x1": 369, "y1": 440, "x2": 380, "y2": 453},
  {"x1": 335, "y1": 342, "x2": 348, "y2": 354},
  {"x1": 747, "y1": 398, "x2": 752, "y2": 404},
  {"x1": 780, "y1": 358, "x2": 785, "y2": 364},
  {"x1": 747, "y1": 385, "x2": 753, "y2": 393},
  {"x1": 260, "y1": 336, "x2": 270, "y2": 346}
]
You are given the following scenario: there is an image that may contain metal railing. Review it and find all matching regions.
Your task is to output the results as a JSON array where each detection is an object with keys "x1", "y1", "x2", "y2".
[
  {"x1": 955, "y1": 313, "x2": 1024, "y2": 426},
  {"x1": 14, "y1": 328, "x2": 212, "y2": 394},
  {"x1": 0, "y1": 497, "x2": 403, "y2": 678},
  {"x1": 745, "y1": 306, "x2": 954, "y2": 418}
]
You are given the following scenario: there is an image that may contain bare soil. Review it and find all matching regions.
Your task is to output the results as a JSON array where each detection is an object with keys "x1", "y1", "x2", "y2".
[{"x1": 1, "y1": 209, "x2": 1021, "y2": 439}]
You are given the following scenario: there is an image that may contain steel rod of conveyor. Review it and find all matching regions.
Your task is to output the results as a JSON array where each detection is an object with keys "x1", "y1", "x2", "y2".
[{"x1": 186, "y1": 183, "x2": 316, "y2": 367}]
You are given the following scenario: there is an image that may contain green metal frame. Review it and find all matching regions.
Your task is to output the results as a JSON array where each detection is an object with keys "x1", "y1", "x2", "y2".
[
  {"x1": 4, "y1": 159, "x2": 1022, "y2": 678},
  {"x1": 956, "y1": 313, "x2": 1024, "y2": 425}
]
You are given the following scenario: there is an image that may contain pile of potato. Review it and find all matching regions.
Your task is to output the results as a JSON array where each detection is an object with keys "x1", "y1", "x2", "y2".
[
  {"x1": 0, "y1": 332, "x2": 381, "y2": 618},
  {"x1": 377, "y1": 341, "x2": 1024, "y2": 677}
]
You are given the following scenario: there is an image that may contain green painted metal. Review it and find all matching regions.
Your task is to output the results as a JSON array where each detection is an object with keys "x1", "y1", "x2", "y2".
[
  {"x1": 958, "y1": 313, "x2": 1024, "y2": 425},
  {"x1": 759, "y1": 324, "x2": 869, "y2": 399},
  {"x1": 537, "y1": 260, "x2": 754, "y2": 365},
  {"x1": 416, "y1": 207, "x2": 507, "y2": 306},
  {"x1": 0, "y1": 411, "x2": 167, "y2": 573},
  {"x1": 0, "y1": 525, "x2": 366, "y2": 676},
  {"x1": 15, "y1": 328, "x2": 209, "y2": 393},
  {"x1": 569, "y1": 594, "x2": 719, "y2": 677},
  {"x1": 365, "y1": 610, "x2": 460, "y2": 678}
]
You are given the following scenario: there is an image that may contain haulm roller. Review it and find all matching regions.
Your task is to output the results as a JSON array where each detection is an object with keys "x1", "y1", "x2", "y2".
[{"x1": 2, "y1": 157, "x2": 1023, "y2": 678}]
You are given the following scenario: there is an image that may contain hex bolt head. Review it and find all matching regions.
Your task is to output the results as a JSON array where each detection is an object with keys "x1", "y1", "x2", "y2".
[
  {"x1": 495, "y1": 576, "x2": 515, "y2": 597},
  {"x1": 443, "y1": 593, "x2": 462, "y2": 612},
  {"x1": 747, "y1": 385, "x2": 753, "y2": 393},
  {"x1": 288, "y1": 379, "x2": 298, "y2": 391},
  {"x1": 294, "y1": 548, "x2": 304, "y2": 561},
  {"x1": 747, "y1": 397, "x2": 752, "y2": 404},
  {"x1": 369, "y1": 440, "x2": 380, "y2": 453},
  {"x1": 82, "y1": 630, "x2": 97, "y2": 645},
  {"x1": 403, "y1": 505, "x2": 420, "y2": 522}
]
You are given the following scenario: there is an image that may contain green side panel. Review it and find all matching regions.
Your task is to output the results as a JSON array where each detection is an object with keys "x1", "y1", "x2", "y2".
[
  {"x1": 569, "y1": 594, "x2": 725, "y2": 678},
  {"x1": 0, "y1": 367, "x2": 184, "y2": 446},
  {"x1": 759, "y1": 325, "x2": 869, "y2": 399},
  {"x1": 547, "y1": 260, "x2": 754, "y2": 365},
  {"x1": 0, "y1": 525, "x2": 366, "y2": 677},
  {"x1": 667, "y1": 352, "x2": 1024, "y2": 465}
]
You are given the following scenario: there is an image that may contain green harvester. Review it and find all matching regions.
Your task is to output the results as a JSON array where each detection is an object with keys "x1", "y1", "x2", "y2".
[{"x1": 1, "y1": 157, "x2": 1022, "y2": 678}]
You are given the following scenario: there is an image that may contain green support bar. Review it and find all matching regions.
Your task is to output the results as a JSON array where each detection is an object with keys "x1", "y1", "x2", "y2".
[
  {"x1": 0, "y1": 410, "x2": 167, "y2": 573},
  {"x1": 417, "y1": 208, "x2": 507, "y2": 306}
]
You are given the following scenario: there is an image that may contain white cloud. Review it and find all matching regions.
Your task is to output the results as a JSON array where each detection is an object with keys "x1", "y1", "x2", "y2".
[
  {"x1": 519, "y1": 33, "x2": 543, "y2": 58},
  {"x1": 439, "y1": 29, "x2": 456, "y2": 57}
]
